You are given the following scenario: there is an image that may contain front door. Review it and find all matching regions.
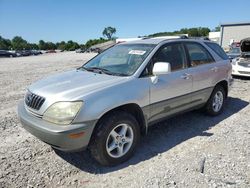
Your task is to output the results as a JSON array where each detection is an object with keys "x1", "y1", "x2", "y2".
[{"x1": 148, "y1": 42, "x2": 193, "y2": 123}]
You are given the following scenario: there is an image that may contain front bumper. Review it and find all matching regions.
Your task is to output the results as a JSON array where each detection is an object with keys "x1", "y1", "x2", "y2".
[
  {"x1": 232, "y1": 64, "x2": 250, "y2": 77},
  {"x1": 18, "y1": 100, "x2": 97, "y2": 152}
]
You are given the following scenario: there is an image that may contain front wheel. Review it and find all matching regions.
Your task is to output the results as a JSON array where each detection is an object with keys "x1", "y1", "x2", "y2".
[
  {"x1": 205, "y1": 85, "x2": 226, "y2": 116},
  {"x1": 89, "y1": 111, "x2": 140, "y2": 166}
]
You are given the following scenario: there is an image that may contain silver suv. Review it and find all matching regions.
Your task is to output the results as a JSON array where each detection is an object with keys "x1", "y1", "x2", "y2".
[{"x1": 18, "y1": 37, "x2": 232, "y2": 166}]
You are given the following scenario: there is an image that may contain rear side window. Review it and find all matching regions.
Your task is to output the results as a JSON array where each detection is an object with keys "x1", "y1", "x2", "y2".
[
  {"x1": 205, "y1": 42, "x2": 228, "y2": 60},
  {"x1": 185, "y1": 43, "x2": 214, "y2": 67}
]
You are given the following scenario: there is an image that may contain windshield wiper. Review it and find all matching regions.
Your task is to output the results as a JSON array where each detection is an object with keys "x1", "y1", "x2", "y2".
[
  {"x1": 80, "y1": 66, "x2": 128, "y2": 76},
  {"x1": 85, "y1": 67, "x2": 113, "y2": 75},
  {"x1": 77, "y1": 66, "x2": 103, "y2": 73}
]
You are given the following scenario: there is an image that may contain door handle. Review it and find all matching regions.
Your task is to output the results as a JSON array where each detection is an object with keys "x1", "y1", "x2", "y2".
[
  {"x1": 181, "y1": 73, "x2": 191, "y2": 80},
  {"x1": 211, "y1": 67, "x2": 218, "y2": 72}
]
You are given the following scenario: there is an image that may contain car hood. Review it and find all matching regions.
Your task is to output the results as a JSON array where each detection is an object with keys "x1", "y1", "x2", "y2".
[
  {"x1": 241, "y1": 38, "x2": 250, "y2": 52},
  {"x1": 28, "y1": 70, "x2": 127, "y2": 100}
]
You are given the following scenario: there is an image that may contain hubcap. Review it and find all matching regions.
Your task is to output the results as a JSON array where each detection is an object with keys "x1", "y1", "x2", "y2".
[
  {"x1": 212, "y1": 91, "x2": 224, "y2": 112},
  {"x1": 106, "y1": 123, "x2": 134, "y2": 158}
]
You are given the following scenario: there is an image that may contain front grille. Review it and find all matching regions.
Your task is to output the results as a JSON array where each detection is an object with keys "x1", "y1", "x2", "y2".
[
  {"x1": 25, "y1": 91, "x2": 45, "y2": 110},
  {"x1": 238, "y1": 62, "x2": 250, "y2": 67},
  {"x1": 238, "y1": 71, "x2": 250, "y2": 75}
]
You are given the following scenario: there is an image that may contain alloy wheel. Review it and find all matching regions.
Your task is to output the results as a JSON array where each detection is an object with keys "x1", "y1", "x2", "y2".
[
  {"x1": 105, "y1": 123, "x2": 134, "y2": 158},
  {"x1": 212, "y1": 91, "x2": 224, "y2": 112}
]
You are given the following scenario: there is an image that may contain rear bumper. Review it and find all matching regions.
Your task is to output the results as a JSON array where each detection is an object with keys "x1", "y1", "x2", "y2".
[{"x1": 18, "y1": 100, "x2": 97, "y2": 152}]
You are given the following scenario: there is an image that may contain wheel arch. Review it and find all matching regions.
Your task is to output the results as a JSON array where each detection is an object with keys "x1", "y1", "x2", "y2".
[
  {"x1": 91, "y1": 103, "x2": 147, "y2": 141},
  {"x1": 215, "y1": 80, "x2": 228, "y2": 98}
]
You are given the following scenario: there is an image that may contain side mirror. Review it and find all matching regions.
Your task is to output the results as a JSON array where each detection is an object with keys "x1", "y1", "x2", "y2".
[{"x1": 152, "y1": 62, "x2": 171, "y2": 76}]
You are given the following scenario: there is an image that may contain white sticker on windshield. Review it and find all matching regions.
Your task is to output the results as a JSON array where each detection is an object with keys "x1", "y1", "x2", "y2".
[{"x1": 128, "y1": 50, "x2": 146, "y2": 55}]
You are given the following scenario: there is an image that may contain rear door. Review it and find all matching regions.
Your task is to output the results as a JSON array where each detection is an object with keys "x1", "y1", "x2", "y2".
[{"x1": 184, "y1": 42, "x2": 218, "y2": 105}]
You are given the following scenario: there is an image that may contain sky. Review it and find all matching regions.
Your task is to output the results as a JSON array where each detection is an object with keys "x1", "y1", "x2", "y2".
[{"x1": 0, "y1": 0, "x2": 250, "y2": 44}]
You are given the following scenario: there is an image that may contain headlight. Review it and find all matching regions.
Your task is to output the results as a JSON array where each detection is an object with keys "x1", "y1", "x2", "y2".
[{"x1": 43, "y1": 101, "x2": 82, "y2": 125}]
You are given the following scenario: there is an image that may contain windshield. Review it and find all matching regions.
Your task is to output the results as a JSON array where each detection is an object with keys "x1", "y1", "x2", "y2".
[
  {"x1": 229, "y1": 48, "x2": 240, "y2": 54},
  {"x1": 82, "y1": 43, "x2": 155, "y2": 76}
]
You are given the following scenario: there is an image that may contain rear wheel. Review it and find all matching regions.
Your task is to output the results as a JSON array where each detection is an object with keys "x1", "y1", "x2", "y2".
[
  {"x1": 89, "y1": 111, "x2": 140, "y2": 166},
  {"x1": 205, "y1": 85, "x2": 226, "y2": 116}
]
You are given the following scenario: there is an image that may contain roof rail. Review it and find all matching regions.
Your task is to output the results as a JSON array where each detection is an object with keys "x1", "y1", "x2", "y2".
[
  {"x1": 187, "y1": 37, "x2": 210, "y2": 41},
  {"x1": 151, "y1": 35, "x2": 188, "y2": 40},
  {"x1": 140, "y1": 35, "x2": 211, "y2": 41}
]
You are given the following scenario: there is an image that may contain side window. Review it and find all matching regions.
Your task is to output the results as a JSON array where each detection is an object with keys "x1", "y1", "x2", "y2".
[
  {"x1": 152, "y1": 43, "x2": 187, "y2": 72},
  {"x1": 185, "y1": 43, "x2": 214, "y2": 67},
  {"x1": 205, "y1": 42, "x2": 229, "y2": 60}
]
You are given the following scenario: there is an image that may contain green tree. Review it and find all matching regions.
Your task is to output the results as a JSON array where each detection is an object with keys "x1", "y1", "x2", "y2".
[
  {"x1": 38, "y1": 40, "x2": 46, "y2": 50},
  {"x1": 148, "y1": 27, "x2": 210, "y2": 38},
  {"x1": 46, "y1": 42, "x2": 57, "y2": 50},
  {"x1": 29, "y1": 43, "x2": 39, "y2": 50},
  {"x1": 65, "y1": 40, "x2": 74, "y2": 51},
  {"x1": 102, "y1": 26, "x2": 116, "y2": 40},
  {"x1": 56, "y1": 41, "x2": 66, "y2": 50},
  {"x1": 11, "y1": 36, "x2": 28, "y2": 50},
  {"x1": 199, "y1": 27, "x2": 210, "y2": 36},
  {"x1": 85, "y1": 38, "x2": 109, "y2": 48},
  {"x1": 187, "y1": 28, "x2": 200, "y2": 37},
  {"x1": 0, "y1": 36, "x2": 12, "y2": 50},
  {"x1": 213, "y1": 26, "x2": 220, "y2": 32},
  {"x1": 79, "y1": 44, "x2": 86, "y2": 50},
  {"x1": 64, "y1": 40, "x2": 80, "y2": 51}
]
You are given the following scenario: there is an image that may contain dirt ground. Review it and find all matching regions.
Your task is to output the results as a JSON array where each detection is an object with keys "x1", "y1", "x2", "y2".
[{"x1": 0, "y1": 52, "x2": 249, "y2": 188}]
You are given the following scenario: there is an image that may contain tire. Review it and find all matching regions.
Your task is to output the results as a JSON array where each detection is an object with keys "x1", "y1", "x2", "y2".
[
  {"x1": 205, "y1": 85, "x2": 226, "y2": 116},
  {"x1": 89, "y1": 111, "x2": 140, "y2": 166}
]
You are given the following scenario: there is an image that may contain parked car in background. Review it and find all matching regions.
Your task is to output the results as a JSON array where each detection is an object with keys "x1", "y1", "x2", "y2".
[
  {"x1": 0, "y1": 50, "x2": 17, "y2": 57},
  {"x1": 16, "y1": 50, "x2": 32, "y2": 56},
  {"x1": 75, "y1": 48, "x2": 86, "y2": 53},
  {"x1": 232, "y1": 38, "x2": 250, "y2": 77},
  {"x1": 92, "y1": 47, "x2": 101, "y2": 53},
  {"x1": 85, "y1": 48, "x2": 92, "y2": 53},
  {"x1": 46, "y1": 50, "x2": 56, "y2": 53},
  {"x1": 85, "y1": 47, "x2": 105, "y2": 54},
  {"x1": 30, "y1": 50, "x2": 42, "y2": 55},
  {"x1": 227, "y1": 47, "x2": 241, "y2": 60},
  {"x1": 18, "y1": 37, "x2": 232, "y2": 166}
]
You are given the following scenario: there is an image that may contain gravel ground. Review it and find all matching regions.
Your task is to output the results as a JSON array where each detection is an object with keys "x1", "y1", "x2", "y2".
[{"x1": 0, "y1": 52, "x2": 249, "y2": 188}]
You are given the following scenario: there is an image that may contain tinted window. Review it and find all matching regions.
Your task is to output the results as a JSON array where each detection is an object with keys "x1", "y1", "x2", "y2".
[
  {"x1": 153, "y1": 43, "x2": 187, "y2": 71},
  {"x1": 185, "y1": 43, "x2": 214, "y2": 67},
  {"x1": 205, "y1": 42, "x2": 228, "y2": 60}
]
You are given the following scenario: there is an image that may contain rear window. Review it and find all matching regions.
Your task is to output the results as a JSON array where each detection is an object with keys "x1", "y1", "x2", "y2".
[{"x1": 205, "y1": 42, "x2": 228, "y2": 60}]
